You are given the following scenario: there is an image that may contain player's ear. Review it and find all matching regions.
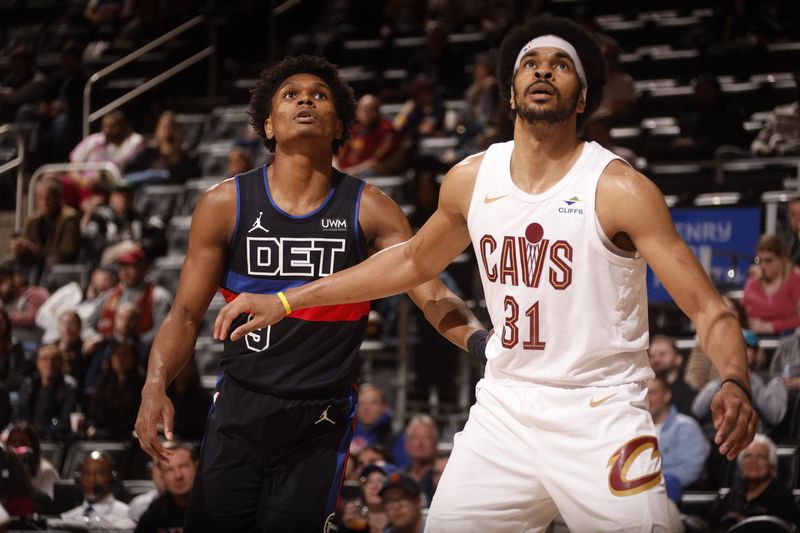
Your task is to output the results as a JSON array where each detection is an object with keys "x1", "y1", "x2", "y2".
[
  {"x1": 334, "y1": 117, "x2": 343, "y2": 140},
  {"x1": 509, "y1": 87, "x2": 516, "y2": 110},
  {"x1": 576, "y1": 87, "x2": 586, "y2": 114},
  {"x1": 264, "y1": 117, "x2": 274, "y2": 141}
]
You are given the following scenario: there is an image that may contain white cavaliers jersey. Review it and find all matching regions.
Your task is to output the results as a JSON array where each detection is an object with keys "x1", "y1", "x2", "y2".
[{"x1": 467, "y1": 140, "x2": 653, "y2": 387}]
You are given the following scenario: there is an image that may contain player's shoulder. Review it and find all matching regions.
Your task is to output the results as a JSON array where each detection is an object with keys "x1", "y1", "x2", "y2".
[
  {"x1": 439, "y1": 150, "x2": 486, "y2": 195},
  {"x1": 200, "y1": 176, "x2": 237, "y2": 205},
  {"x1": 598, "y1": 159, "x2": 662, "y2": 204}
]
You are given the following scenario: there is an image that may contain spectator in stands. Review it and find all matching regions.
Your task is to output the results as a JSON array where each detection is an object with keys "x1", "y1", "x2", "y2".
[
  {"x1": 53, "y1": 310, "x2": 87, "y2": 385},
  {"x1": 431, "y1": 450, "x2": 450, "y2": 493},
  {"x1": 84, "y1": 0, "x2": 132, "y2": 26},
  {"x1": 6, "y1": 422, "x2": 60, "y2": 499},
  {"x1": 406, "y1": 161, "x2": 440, "y2": 231},
  {"x1": 595, "y1": 35, "x2": 636, "y2": 125},
  {"x1": 54, "y1": 451, "x2": 135, "y2": 529},
  {"x1": 0, "y1": 308, "x2": 27, "y2": 392},
  {"x1": 647, "y1": 376, "x2": 709, "y2": 502},
  {"x1": 166, "y1": 357, "x2": 211, "y2": 441},
  {"x1": 693, "y1": 330, "x2": 787, "y2": 431},
  {"x1": 126, "y1": 110, "x2": 200, "y2": 184},
  {"x1": 90, "y1": 245, "x2": 171, "y2": 347},
  {"x1": 772, "y1": 326, "x2": 800, "y2": 391},
  {"x1": 394, "y1": 77, "x2": 446, "y2": 148},
  {"x1": 134, "y1": 442, "x2": 196, "y2": 533},
  {"x1": 380, "y1": 472, "x2": 425, "y2": 533},
  {"x1": 708, "y1": 434, "x2": 799, "y2": 528},
  {"x1": 336, "y1": 95, "x2": 402, "y2": 177},
  {"x1": 0, "y1": 45, "x2": 47, "y2": 124},
  {"x1": 0, "y1": 445, "x2": 37, "y2": 519},
  {"x1": 671, "y1": 74, "x2": 747, "y2": 159},
  {"x1": 14, "y1": 344, "x2": 78, "y2": 442},
  {"x1": 648, "y1": 335, "x2": 696, "y2": 415},
  {"x1": 401, "y1": 414, "x2": 437, "y2": 506},
  {"x1": 359, "y1": 464, "x2": 391, "y2": 533},
  {"x1": 582, "y1": 114, "x2": 637, "y2": 165},
  {"x1": 743, "y1": 234, "x2": 800, "y2": 335},
  {"x1": 351, "y1": 383, "x2": 395, "y2": 454},
  {"x1": 81, "y1": 183, "x2": 165, "y2": 267},
  {"x1": 128, "y1": 460, "x2": 163, "y2": 522},
  {"x1": 406, "y1": 22, "x2": 465, "y2": 98},
  {"x1": 685, "y1": 296, "x2": 748, "y2": 391},
  {"x1": 16, "y1": 41, "x2": 86, "y2": 163},
  {"x1": 778, "y1": 198, "x2": 800, "y2": 267},
  {"x1": 67, "y1": 110, "x2": 145, "y2": 208},
  {"x1": 751, "y1": 71, "x2": 800, "y2": 157},
  {"x1": 87, "y1": 342, "x2": 143, "y2": 439},
  {"x1": 355, "y1": 444, "x2": 394, "y2": 475},
  {"x1": 0, "y1": 260, "x2": 49, "y2": 330},
  {"x1": 447, "y1": 52, "x2": 500, "y2": 162},
  {"x1": 83, "y1": 301, "x2": 145, "y2": 395},
  {"x1": 698, "y1": 0, "x2": 775, "y2": 81},
  {"x1": 227, "y1": 146, "x2": 254, "y2": 177},
  {"x1": 10, "y1": 176, "x2": 81, "y2": 280},
  {"x1": 112, "y1": 0, "x2": 164, "y2": 54},
  {"x1": 35, "y1": 265, "x2": 117, "y2": 344}
]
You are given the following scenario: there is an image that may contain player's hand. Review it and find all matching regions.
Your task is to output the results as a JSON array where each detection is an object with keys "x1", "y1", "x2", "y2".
[
  {"x1": 214, "y1": 292, "x2": 286, "y2": 341},
  {"x1": 135, "y1": 384, "x2": 174, "y2": 462},
  {"x1": 711, "y1": 381, "x2": 758, "y2": 460}
]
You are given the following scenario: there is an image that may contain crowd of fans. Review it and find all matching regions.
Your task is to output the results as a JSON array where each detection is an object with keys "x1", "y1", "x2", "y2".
[{"x1": 0, "y1": 0, "x2": 799, "y2": 530}]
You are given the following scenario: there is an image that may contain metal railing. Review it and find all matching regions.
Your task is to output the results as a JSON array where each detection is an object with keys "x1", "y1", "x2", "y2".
[
  {"x1": 0, "y1": 124, "x2": 28, "y2": 232},
  {"x1": 25, "y1": 162, "x2": 123, "y2": 219},
  {"x1": 82, "y1": 15, "x2": 216, "y2": 138}
]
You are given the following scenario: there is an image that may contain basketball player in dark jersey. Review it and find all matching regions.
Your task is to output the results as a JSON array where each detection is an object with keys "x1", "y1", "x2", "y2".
[{"x1": 134, "y1": 56, "x2": 486, "y2": 532}]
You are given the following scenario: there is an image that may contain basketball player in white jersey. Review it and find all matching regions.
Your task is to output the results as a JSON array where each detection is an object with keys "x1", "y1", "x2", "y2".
[{"x1": 215, "y1": 17, "x2": 757, "y2": 532}]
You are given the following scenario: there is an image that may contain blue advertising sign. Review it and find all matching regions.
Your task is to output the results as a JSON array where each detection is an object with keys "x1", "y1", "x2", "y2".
[{"x1": 647, "y1": 207, "x2": 762, "y2": 303}]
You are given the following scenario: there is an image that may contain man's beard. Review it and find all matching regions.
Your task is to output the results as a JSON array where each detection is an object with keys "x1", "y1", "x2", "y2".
[{"x1": 515, "y1": 82, "x2": 580, "y2": 124}]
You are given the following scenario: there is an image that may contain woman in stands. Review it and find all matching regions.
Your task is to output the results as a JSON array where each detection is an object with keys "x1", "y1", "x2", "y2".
[
  {"x1": 125, "y1": 110, "x2": 200, "y2": 184},
  {"x1": 708, "y1": 434, "x2": 800, "y2": 528},
  {"x1": 743, "y1": 234, "x2": 800, "y2": 336},
  {"x1": 6, "y1": 422, "x2": 60, "y2": 500}
]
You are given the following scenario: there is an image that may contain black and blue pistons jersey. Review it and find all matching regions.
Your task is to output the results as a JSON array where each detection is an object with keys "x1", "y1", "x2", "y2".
[{"x1": 219, "y1": 165, "x2": 369, "y2": 396}]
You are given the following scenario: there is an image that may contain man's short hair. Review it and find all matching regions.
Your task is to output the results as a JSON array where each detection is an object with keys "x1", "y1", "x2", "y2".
[
  {"x1": 406, "y1": 414, "x2": 439, "y2": 441},
  {"x1": 248, "y1": 55, "x2": 357, "y2": 155},
  {"x1": 159, "y1": 441, "x2": 196, "y2": 465},
  {"x1": 497, "y1": 16, "x2": 607, "y2": 129},
  {"x1": 358, "y1": 382, "x2": 387, "y2": 403},
  {"x1": 650, "y1": 335, "x2": 678, "y2": 355}
]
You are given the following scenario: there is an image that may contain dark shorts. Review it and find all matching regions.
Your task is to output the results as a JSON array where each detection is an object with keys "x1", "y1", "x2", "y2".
[{"x1": 184, "y1": 373, "x2": 357, "y2": 533}]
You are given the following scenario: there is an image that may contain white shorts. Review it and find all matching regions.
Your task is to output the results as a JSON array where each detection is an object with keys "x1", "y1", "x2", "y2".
[{"x1": 426, "y1": 378, "x2": 675, "y2": 533}]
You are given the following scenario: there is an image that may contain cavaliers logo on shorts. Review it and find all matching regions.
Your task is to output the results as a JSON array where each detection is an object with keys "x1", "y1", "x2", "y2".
[{"x1": 606, "y1": 436, "x2": 662, "y2": 497}]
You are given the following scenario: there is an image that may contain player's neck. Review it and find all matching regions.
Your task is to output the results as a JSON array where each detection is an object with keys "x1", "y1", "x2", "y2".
[
  {"x1": 269, "y1": 147, "x2": 334, "y2": 215},
  {"x1": 510, "y1": 120, "x2": 582, "y2": 195}
]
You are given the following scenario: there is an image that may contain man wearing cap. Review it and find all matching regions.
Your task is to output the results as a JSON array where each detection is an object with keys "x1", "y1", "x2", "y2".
[
  {"x1": 88, "y1": 246, "x2": 170, "y2": 347},
  {"x1": 222, "y1": 15, "x2": 758, "y2": 531},
  {"x1": 380, "y1": 472, "x2": 425, "y2": 533}
]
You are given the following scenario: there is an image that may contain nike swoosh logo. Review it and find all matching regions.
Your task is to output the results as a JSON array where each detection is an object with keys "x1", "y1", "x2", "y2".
[
  {"x1": 589, "y1": 393, "x2": 618, "y2": 408},
  {"x1": 483, "y1": 194, "x2": 508, "y2": 204}
]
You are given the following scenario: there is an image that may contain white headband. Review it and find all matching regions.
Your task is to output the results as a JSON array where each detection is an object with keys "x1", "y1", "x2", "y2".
[{"x1": 512, "y1": 35, "x2": 587, "y2": 102}]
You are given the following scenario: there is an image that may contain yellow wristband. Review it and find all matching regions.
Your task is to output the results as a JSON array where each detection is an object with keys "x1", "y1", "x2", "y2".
[{"x1": 277, "y1": 291, "x2": 292, "y2": 316}]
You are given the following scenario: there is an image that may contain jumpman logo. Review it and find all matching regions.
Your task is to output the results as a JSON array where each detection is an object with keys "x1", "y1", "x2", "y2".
[
  {"x1": 315, "y1": 405, "x2": 335, "y2": 425},
  {"x1": 248, "y1": 211, "x2": 268, "y2": 233}
]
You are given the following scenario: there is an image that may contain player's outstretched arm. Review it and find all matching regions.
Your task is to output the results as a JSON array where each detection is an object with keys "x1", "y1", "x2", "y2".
[
  {"x1": 358, "y1": 180, "x2": 485, "y2": 352},
  {"x1": 597, "y1": 161, "x2": 756, "y2": 460},
  {"x1": 135, "y1": 181, "x2": 233, "y2": 461},
  {"x1": 214, "y1": 155, "x2": 481, "y2": 343}
]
